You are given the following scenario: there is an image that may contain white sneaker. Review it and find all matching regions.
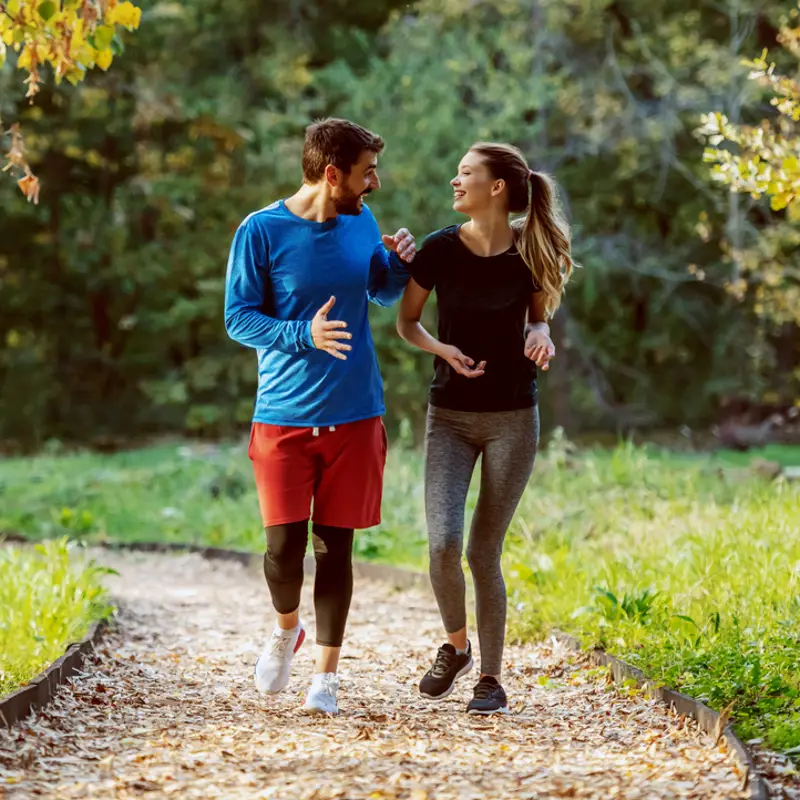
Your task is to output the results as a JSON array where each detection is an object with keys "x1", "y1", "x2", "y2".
[
  {"x1": 254, "y1": 623, "x2": 306, "y2": 694},
  {"x1": 303, "y1": 672, "x2": 340, "y2": 715}
]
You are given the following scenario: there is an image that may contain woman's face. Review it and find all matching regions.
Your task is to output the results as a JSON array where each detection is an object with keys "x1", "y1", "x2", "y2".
[{"x1": 451, "y1": 151, "x2": 499, "y2": 214}]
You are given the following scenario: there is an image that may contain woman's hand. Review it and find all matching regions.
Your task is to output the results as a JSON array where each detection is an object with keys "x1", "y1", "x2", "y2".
[
  {"x1": 440, "y1": 344, "x2": 486, "y2": 378},
  {"x1": 524, "y1": 327, "x2": 555, "y2": 371}
]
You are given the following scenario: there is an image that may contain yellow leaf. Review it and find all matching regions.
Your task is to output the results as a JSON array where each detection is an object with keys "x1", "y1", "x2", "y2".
[
  {"x1": 70, "y1": 19, "x2": 84, "y2": 56},
  {"x1": 770, "y1": 193, "x2": 792, "y2": 211},
  {"x1": 17, "y1": 43, "x2": 32, "y2": 70},
  {"x1": 107, "y1": 1, "x2": 142, "y2": 28},
  {"x1": 95, "y1": 48, "x2": 113, "y2": 70}
]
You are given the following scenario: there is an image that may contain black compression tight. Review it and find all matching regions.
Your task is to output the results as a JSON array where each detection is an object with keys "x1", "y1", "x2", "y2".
[{"x1": 262, "y1": 520, "x2": 354, "y2": 648}]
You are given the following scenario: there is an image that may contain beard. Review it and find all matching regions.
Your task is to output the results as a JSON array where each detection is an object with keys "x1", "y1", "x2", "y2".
[{"x1": 333, "y1": 186, "x2": 370, "y2": 216}]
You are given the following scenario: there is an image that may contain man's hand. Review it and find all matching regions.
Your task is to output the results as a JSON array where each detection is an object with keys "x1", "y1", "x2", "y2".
[
  {"x1": 524, "y1": 326, "x2": 555, "y2": 371},
  {"x1": 440, "y1": 344, "x2": 486, "y2": 378},
  {"x1": 311, "y1": 296, "x2": 352, "y2": 360},
  {"x1": 381, "y1": 228, "x2": 416, "y2": 263}
]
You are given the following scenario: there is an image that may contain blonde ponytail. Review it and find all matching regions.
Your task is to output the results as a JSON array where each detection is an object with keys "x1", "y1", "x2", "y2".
[
  {"x1": 512, "y1": 170, "x2": 575, "y2": 318},
  {"x1": 470, "y1": 143, "x2": 577, "y2": 318}
]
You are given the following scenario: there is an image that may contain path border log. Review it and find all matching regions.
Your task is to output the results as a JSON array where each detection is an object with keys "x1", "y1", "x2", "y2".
[{"x1": 0, "y1": 619, "x2": 107, "y2": 729}]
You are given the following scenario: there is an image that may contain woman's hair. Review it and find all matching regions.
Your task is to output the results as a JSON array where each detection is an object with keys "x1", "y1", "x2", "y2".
[{"x1": 469, "y1": 142, "x2": 576, "y2": 318}]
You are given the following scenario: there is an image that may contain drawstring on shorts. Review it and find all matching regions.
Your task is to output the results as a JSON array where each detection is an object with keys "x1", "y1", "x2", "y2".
[{"x1": 312, "y1": 426, "x2": 336, "y2": 437}]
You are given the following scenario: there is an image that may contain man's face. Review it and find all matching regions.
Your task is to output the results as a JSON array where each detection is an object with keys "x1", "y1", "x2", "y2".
[{"x1": 332, "y1": 150, "x2": 381, "y2": 216}]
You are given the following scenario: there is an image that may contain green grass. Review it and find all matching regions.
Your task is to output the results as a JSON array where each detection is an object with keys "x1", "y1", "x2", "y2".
[
  {"x1": 504, "y1": 434, "x2": 800, "y2": 753},
  {"x1": 1, "y1": 436, "x2": 799, "y2": 752},
  {"x1": 0, "y1": 538, "x2": 115, "y2": 696},
  {"x1": 0, "y1": 441, "x2": 427, "y2": 564}
]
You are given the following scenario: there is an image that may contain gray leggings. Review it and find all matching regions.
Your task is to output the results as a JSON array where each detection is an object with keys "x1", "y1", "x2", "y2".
[{"x1": 425, "y1": 404, "x2": 539, "y2": 676}]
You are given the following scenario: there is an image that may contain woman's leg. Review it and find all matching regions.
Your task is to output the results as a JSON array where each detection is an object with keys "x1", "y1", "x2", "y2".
[
  {"x1": 425, "y1": 406, "x2": 481, "y2": 641},
  {"x1": 310, "y1": 523, "x2": 354, "y2": 674},
  {"x1": 466, "y1": 407, "x2": 539, "y2": 678}
]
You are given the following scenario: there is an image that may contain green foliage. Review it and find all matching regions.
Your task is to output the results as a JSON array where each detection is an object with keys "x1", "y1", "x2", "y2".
[
  {"x1": 0, "y1": 537, "x2": 114, "y2": 696},
  {"x1": 1, "y1": 0, "x2": 143, "y2": 201},
  {"x1": 0, "y1": 0, "x2": 798, "y2": 446},
  {"x1": 336, "y1": 0, "x2": 799, "y2": 428},
  {"x1": 699, "y1": 2, "x2": 800, "y2": 352}
]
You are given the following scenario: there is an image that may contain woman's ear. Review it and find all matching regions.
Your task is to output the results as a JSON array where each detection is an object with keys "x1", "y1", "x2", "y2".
[{"x1": 491, "y1": 179, "x2": 506, "y2": 197}]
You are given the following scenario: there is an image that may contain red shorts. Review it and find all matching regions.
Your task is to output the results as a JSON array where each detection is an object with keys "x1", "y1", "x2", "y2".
[{"x1": 248, "y1": 417, "x2": 387, "y2": 529}]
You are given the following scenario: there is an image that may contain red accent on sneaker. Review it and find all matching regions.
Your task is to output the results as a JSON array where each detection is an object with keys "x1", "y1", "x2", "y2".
[{"x1": 294, "y1": 628, "x2": 306, "y2": 654}]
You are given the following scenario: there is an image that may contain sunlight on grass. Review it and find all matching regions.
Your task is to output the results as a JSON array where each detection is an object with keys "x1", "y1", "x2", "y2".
[
  {"x1": 504, "y1": 434, "x2": 800, "y2": 751},
  {"x1": 0, "y1": 538, "x2": 115, "y2": 696}
]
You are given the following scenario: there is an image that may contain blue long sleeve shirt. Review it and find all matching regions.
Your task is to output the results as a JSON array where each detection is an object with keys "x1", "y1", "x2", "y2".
[{"x1": 224, "y1": 199, "x2": 410, "y2": 426}]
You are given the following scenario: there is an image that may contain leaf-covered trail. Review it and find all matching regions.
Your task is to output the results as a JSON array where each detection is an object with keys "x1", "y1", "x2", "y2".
[{"x1": 0, "y1": 550, "x2": 747, "y2": 799}]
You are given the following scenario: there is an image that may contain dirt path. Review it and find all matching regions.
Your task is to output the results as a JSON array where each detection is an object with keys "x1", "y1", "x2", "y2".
[{"x1": 0, "y1": 550, "x2": 747, "y2": 799}]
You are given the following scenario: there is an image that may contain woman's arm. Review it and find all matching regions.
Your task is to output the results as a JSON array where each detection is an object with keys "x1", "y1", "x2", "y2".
[
  {"x1": 524, "y1": 292, "x2": 556, "y2": 369},
  {"x1": 525, "y1": 291, "x2": 550, "y2": 335},
  {"x1": 396, "y1": 279, "x2": 441, "y2": 356},
  {"x1": 397, "y1": 279, "x2": 485, "y2": 378}
]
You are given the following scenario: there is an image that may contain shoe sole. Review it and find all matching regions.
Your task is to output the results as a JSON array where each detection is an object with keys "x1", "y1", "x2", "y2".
[
  {"x1": 467, "y1": 706, "x2": 510, "y2": 716},
  {"x1": 302, "y1": 704, "x2": 339, "y2": 716},
  {"x1": 420, "y1": 656, "x2": 475, "y2": 701},
  {"x1": 254, "y1": 627, "x2": 306, "y2": 694}
]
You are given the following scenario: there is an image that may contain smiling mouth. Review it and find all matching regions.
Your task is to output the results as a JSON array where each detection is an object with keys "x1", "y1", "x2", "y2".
[{"x1": 453, "y1": 191, "x2": 466, "y2": 199}]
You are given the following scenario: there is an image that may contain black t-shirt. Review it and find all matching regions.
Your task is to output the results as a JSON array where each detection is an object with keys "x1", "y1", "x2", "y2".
[{"x1": 410, "y1": 225, "x2": 539, "y2": 413}]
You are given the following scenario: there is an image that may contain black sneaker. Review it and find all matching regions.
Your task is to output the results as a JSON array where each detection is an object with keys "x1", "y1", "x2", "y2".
[
  {"x1": 466, "y1": 676, "x2": 509, "y2": 715},
  {"x1": 419, "y1": 641, "x2": 474, "y2": 700}
]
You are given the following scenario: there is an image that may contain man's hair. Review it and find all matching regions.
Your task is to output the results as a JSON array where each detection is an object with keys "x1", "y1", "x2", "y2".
[{"x1": 302, "y1": 118, "x2": 385, "y2": 183}]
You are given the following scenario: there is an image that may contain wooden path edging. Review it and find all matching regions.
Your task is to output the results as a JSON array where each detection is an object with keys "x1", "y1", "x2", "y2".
[
  {"x1": 0, "y1": 619, "x2": 107, "y2": 729},
  {"x1": 552, "y1": 630, "x2": 769, "y2": 800}
]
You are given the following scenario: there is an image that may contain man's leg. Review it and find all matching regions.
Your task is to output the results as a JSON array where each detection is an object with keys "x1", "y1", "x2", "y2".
[
  {"x1": 254, "y1": 519, "x2": 310, "y2": 694},
  {"x1": 304, "y1": 418, "x2": 386, "y2": 714},
  {"x1": 310, "y1": 523, "x2": 354, "y2": 674},
  {"x1": 249, "y1": 422, "x2": 316, "y2": 695},
  {"x1": 263, "y1": 520, "x2": 310, "y2": 629}
]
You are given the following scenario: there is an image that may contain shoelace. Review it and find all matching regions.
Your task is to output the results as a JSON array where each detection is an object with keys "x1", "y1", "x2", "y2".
[
  {"x1": 268, "y1": 633, "x2": 292, "y2": 659},
  {"x1": 473, "y1": 681, "x2": 497, "y2": 700},
  {"x1": 430, "y1": 646, "x2": 456, "y2": 678},
  {"x1": 317, "y1": 675, "x2": 339, "y2": 696}
]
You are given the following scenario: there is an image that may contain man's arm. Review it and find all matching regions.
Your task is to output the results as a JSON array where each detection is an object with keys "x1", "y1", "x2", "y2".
[
  {"x1": 367, "y1": 241, "x2": 413, "y2": 307},
  {"x1": 224, "y1": 217, "x2": 315, "y2": 353}
]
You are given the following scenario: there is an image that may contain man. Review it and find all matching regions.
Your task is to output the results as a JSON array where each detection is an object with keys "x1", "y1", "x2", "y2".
[{"x1": 224, "y1": 118, "x2": 415, "y2": 715}]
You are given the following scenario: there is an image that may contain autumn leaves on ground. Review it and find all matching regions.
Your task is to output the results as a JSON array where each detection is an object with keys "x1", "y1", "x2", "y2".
[{"x1": 0, "y1": 550, "x2": 750, "y2": 800}]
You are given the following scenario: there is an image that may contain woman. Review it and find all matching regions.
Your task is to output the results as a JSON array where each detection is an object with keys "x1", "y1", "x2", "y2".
[{"x1": 397, "y1": 142, "x2": 575, "y2": 714}]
